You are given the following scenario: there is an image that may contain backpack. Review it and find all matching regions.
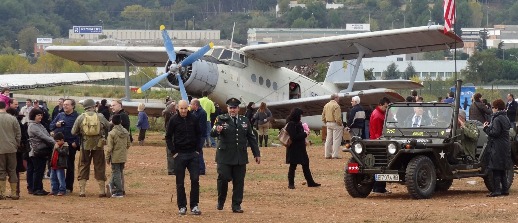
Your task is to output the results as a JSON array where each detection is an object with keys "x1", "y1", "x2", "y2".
[
  {"x1": 82, "y1": 112, "x2": 101, "y2": 136},
  {"x1": 278, "y1": 123, "x2": 291, "y2": 147}
]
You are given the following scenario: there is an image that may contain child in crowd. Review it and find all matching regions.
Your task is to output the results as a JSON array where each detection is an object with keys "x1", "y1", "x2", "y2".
[
  {"x1": 105, "y1": 114, "x2": 131, "y2": 198},
  {"x1": 50, "y1": 133, "x2": 68, "y2": 196}
]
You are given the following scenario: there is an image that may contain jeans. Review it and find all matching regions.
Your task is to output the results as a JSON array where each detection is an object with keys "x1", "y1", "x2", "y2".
[
  {"x1": 110, "y1": 163, "x2": 125, "y2": 195},
  {"x1": 26, "y1": 157, "x2": 34, "y2": 192},
  {"x1": 197, "y1": 138, "x2": 206, "y2": 174},
  {"x1": 206, "y1": 122, "x2": 216, "y2": 146},
  {"x1": 50, "y1": 169, "x2": 66, "y2": 194},
  {"x1": 31, "y1": 156, "x2": 47, "y2": 192},
  {"x1": 174, "y1": 152, "x2": 200, "y2": 209},
  {"x1": 66, "y1": 148, "x2": 76, "y2": 191}
]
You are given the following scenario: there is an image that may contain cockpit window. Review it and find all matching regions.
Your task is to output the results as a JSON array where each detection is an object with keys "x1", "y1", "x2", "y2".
[
  {"x1": 211, "y1": 48, "x2": 223, "y2": 58},
  {"x1": 219, "y1": 50, "x2": 232, "y2": 60}
]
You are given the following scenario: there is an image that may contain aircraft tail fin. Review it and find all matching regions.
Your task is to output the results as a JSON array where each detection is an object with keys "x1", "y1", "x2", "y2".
[{"x1": 324, "y1": 60, "x2": 364, "y2": 83}]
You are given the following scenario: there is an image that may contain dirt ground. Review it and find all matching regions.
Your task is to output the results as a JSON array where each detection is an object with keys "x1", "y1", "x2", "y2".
[{"x1": 2, "y1": 132, "x2": 518, "y2": 223}]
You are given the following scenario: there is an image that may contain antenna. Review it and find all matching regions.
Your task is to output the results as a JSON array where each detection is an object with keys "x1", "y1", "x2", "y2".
[{"x1": 230, "y1": 22, "x2": 235, "y2": 48}]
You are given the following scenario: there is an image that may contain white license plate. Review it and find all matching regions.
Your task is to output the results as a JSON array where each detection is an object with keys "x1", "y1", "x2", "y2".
[{"x1": 375, "y1": 174, "x2": 400, "y2": 182}]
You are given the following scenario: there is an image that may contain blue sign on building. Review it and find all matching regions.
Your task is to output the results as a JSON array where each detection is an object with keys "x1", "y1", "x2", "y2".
[{"x1": 73, "y1": 26, "x2": 103, "y2": 34}]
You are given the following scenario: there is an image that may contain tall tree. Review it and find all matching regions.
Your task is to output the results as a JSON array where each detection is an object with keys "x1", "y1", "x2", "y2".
[
  {"x1": 383, "y1": 62, "x2": 400, "y2": 80},
  {"x1": 403, "y1": 62, "x2": 416, "y2": 80}
]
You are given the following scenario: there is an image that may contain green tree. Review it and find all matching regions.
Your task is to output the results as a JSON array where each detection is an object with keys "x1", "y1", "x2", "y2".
[
  {"x1": 403, "y1": 62, "x2": 416, "y2": 80},
  {"x1": 364, "y1": 68, "x2": 375, "y2": 80},
  {"x1": 383, "y1": 62, "x2": 399, "y2": 80},
  {"x1": 17, "y1": 27, "x2": 39, "y2": 54}
]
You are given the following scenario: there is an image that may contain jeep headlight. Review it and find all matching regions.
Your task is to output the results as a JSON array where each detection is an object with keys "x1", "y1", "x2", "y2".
[
  {"x1": 353, "y1": 143, "x2": 363, "y2": 154},
  {"x1": 387, "y1": 143, "x2": 397, "y2": 155}
]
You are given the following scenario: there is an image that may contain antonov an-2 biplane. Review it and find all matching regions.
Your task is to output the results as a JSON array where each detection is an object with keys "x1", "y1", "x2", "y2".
[{"x1": 46, "y1": 25, "x2": 463, "y2": 130}]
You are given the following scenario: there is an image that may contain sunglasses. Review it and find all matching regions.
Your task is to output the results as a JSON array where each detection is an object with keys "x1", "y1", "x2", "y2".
[{"x1": 228, "y1": 106, "x2": 238, "y2": 109}]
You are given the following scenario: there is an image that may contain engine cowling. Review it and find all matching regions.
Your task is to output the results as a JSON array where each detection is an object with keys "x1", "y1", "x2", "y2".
[{"x1": 166, "y1": 59, "x2": 219, "y2": 97}]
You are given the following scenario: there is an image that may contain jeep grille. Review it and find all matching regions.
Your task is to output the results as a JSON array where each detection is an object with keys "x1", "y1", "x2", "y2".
[{"x1": 364, "y1": 147, "x2": 388, "y2": 167}]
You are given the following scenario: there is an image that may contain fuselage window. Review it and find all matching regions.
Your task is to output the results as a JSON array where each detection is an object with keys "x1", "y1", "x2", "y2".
[
  {"x1": 251, "y1": 74, "x2": 257, "y2": 82},
  {"x1": 266, "y1": 79, "x2": 271, "y2": 88},
  {"x1": 259, "y1": 76, "x2": 264, "y2": 85},
  {"x1": 212, "y1": 48, "x2": 223, "y2": 58},
  {"x1": 272, "y1": 82, "x2": 278, "y2": 90}
]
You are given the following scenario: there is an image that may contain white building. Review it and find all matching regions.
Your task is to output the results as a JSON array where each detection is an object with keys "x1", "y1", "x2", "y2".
[{"x1": 362, "y1": 57, "x2": 467, "y2": 80}]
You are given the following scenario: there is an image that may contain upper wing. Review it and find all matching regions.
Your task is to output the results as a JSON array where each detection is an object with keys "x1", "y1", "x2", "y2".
[
  {"x1": 45, "y1": 46, "x2": 200, "y2": 66},
  {"x1": 267, "y1": 88, "x2": 405, "y2": 118},
  {"x1": 241, "y1": 25, "x2": 462, "y2": 67},
  {"x1": 334, "y1": 80, "x2": 424, "y2": 91}
]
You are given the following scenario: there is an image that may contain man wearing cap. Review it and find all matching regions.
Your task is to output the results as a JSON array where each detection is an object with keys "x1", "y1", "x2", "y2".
[
  {"x1": 71, "y1": 99, "x2": 110, "y2": 197},
  {"x1": 211, "y1": 97, "x2": 260, "y2": 213}
]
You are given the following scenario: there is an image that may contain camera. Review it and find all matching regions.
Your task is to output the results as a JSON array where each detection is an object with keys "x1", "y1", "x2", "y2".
[{"x1": 60, "y1": 120, "x2": 65, "y2": 125}]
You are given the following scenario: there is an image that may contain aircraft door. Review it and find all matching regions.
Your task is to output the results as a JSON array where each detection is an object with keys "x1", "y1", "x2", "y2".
[{"x1": 289, "y1": 82, "x2": 301, "y2": 99}]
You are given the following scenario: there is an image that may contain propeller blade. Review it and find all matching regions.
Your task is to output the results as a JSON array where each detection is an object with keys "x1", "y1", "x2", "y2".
[
  {"x1": 137, "y1": 72, "x2": 170, "y2": 93},
  {"x1": 161, "y1": 25, "x2": 176, "y2": 62},
  {"x1": 176, "y1": 73, "x2": 189, "y2": 101},
  {"x1": 180, "y1": 42, "x2": 214, "y2": 67}
]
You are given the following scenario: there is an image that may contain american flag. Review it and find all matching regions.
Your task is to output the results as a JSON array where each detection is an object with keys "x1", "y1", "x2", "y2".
[{"x1": 444, "y1": 0, "x2": 455, "y2": 33}]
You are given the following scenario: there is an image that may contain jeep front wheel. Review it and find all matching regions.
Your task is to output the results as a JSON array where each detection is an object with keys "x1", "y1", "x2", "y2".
[
  {"x1": 405, "y1": 156, "x2": 436, "y2": 199},
  {"x1": 344, "y1": 158, "x2": 374, "y2": 198}
]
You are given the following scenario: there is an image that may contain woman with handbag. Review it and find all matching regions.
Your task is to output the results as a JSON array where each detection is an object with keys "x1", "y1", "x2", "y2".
[
  {"x1": 285, "y1": 107, "x2": 320, "y2": 189},
  {"x1": 27, "y1": 108, "x2": 55, "y2": 196},
  {"x1": 469, "y1": 93, "x2": 491, "y2": 123},
  {"x1": 253, "y1": 102, "x2": 272, "y2": 147}
]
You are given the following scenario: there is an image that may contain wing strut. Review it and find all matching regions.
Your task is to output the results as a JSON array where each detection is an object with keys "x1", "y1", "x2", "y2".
[
  {"x1": 117, "y1": 54, "x2": 136, "y2": 101},
  {"x1": 344, "y1": 43, "x2": 372, "y2": 92}
]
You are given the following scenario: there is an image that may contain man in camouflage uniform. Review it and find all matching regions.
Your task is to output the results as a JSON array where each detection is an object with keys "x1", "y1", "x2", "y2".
[
  {"x1": 458, "y1": 110, "x2": 480, "y2": 161},
  {"x1": 71, "y1": 99, "x2": 110, "y2": 197},
  {"x1": 211, "y1": 98, "x2": 260, "y2": 213}
]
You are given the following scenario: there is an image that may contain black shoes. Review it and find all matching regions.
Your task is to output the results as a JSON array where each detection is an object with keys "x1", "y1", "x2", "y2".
[
  {"x1": 288, "y1": 185, "x2": 295, "y2": 189},
  {"x1": 308, "y1": 182, "x2": 321, "y2": 187},
  {"x1": 33, "y1": 190, "x2": 50, "y2": 196},
  {"x1": 232, "y1": 208, "x2": 244, "y2": 213},
  {"x1": 216, "y1": 203, "x2": 224, "y2": 210},
  {"x1": 487, "y1": 192, "x2": 501, "y2": 197}
]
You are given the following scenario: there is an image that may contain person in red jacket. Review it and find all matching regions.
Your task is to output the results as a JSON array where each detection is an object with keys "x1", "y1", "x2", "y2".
[
  {"x1": 369, "y1": 97, "x2": 391, "y2": 194},
  {"x1": 369, "y1": 97, "x2": 391, "y2": 140}
]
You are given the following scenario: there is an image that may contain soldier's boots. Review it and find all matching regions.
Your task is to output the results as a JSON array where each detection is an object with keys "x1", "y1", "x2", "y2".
[
  {"x1": 10, "y1": 183, "x2": 19, "y2": 200},
  {"x1": 0, "y1": 180, "x2": 5, "y2": 200},
  {"x1": 264, "y1": 135, "x2": 269, "y2": 147},
  {"x1": 79, "y1": 180, "x2": 87, "y2": 197},
  {"x1": 98, "y1": 180, "x2": 107, "y2": 197},
  {"x1": 258, "y1": 136, "x2": 263, "y2": 147}
]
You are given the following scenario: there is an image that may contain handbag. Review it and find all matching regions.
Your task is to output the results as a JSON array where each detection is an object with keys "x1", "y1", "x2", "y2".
[
  {"x1": 473, "y1": 102, "x2": 490, "y2": 122},
  {"x1": 278, "y1": 123, "x2": 291, "y2": 147}
]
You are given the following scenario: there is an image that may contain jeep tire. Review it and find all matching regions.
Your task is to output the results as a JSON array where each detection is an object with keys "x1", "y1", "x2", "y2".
[
  {"x1": 344, "y1": 158, "x2": 374, "y2": 198},
  {"x1": 405, "y1": 156, "x2": 436, "y2": 199}
]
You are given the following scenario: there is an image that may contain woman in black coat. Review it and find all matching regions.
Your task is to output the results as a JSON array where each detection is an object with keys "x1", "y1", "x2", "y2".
[
  {"x1": 483, "y1": 99, "x2": 513, "y2": 197},
  {"x1": 285, "y1": 107, "x2": 320, "y2": 189}
]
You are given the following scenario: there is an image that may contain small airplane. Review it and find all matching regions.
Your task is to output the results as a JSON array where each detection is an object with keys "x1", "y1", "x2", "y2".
[{"x1": 46, "y1": 25, "x2": 463, "y2": 129}]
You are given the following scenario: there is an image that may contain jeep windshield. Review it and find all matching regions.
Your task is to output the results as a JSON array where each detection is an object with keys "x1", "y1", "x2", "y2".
[{"x1": 385, "y1": 105, "x2": 453, "y2": 129}]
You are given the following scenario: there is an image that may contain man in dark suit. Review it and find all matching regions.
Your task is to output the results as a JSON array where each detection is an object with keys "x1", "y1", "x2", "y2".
[
  {"x1": 405, "y1": 107, "x2": 432, "y2": 127},
  {"x1": 210, "y1": 98, "x2": 260, "y2": 213}
]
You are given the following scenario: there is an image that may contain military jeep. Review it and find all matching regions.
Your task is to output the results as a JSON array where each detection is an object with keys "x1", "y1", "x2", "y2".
[{"x1": 343, "y1": 100, "x2": 518, "y2": 199}]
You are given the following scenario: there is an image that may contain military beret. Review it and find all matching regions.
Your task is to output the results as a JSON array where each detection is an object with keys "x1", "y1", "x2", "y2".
[{"x1": 226, "y1": 97, "x2": 241, "y2": 107}]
